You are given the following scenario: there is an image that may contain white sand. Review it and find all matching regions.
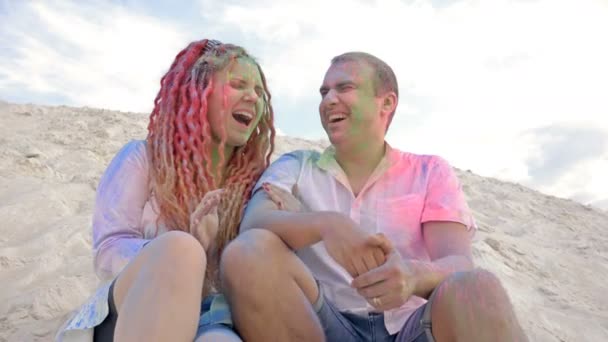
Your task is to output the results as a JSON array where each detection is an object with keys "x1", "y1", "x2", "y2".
[{"x1": 0, "y1": 100, "x2": 607, "y2": 341}]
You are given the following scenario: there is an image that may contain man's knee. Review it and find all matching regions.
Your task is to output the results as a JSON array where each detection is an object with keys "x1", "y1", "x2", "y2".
[
  {"x1": 221, "y1": 229, "x2": 285, "y2": 280},
  {"x1": 222, "y1": 229, "x2": 285, "y2": 266},
  {"x1": 434, "y1": 268, "x2": 510, "y2": 315}
]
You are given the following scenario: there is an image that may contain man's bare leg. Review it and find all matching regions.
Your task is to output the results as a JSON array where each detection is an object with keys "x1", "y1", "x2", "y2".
[
  {"x1": 113, "y1": 231, "x2": 206, "y2": 342},
  {"x1": 429, "y1": 269, "x2": 528, "y2": 342},
  {"x1": 220, "y1": 229, "x2": 325, "y2": 341}
]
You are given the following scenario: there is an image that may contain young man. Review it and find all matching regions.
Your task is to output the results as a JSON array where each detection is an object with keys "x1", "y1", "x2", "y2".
[{"x1": 220, "y1": 52, "x2": 528, "y2": 342}]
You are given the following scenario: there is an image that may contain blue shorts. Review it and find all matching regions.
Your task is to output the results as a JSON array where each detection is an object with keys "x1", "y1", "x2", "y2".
[
  {"x1": 197, "y1": 293, "x2": 235, "y2": 336},
  {"x1": 93, "y1": 282, "x2": 235, "y2": 341},
  {"x1": 314, "y1": 286, "x2": 436, "y2": 342}
]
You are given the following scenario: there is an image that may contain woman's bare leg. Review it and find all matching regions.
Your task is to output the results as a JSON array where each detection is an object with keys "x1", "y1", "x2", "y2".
[{"x1": 112, "y1": 231, "x2": 207, "y2": 342}]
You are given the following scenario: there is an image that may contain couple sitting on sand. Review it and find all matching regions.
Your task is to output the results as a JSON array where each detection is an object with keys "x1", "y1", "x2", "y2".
[{"x1": 57, "y1": 39, "x2": 528, "y2": 342}]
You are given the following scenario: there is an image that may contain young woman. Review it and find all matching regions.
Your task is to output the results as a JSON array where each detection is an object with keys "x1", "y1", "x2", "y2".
[{"x1": 57, "y1": 39, "x2": 275, "y2": 342}]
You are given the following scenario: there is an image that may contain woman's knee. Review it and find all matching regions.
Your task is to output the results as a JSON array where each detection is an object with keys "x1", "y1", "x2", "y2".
[
  {"x1": 152, "y1": 230, "x2": 207, "y2": 273},
  {"x1": 113, "y1": 231, "x2": 206, "y2": 311}
]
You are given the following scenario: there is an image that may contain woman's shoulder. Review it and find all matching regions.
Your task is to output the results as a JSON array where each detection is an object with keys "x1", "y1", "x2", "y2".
[
  {"x1": 112, "y1": 139, "x2": 148, "y2": 165},
  {"x1": 98, "y1": 140, "x2": 150, "y2": 183},
  {"x1": 121, "y1": 139, "x2": 147, "y2": 155}
]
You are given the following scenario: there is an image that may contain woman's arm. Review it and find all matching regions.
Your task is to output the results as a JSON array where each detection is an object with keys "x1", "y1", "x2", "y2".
[{"x1": 92, "y1": 140, "x2": 152, "y2": 281}]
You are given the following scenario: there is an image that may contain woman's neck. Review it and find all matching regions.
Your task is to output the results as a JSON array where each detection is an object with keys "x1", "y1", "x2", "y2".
[{"x1": 209, "y1": 143, "x2": 235, "y2": 186}]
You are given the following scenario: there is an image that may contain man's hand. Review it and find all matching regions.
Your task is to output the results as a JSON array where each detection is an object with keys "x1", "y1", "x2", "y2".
[
  {"x1": 320, "y1": 213, "x2": 392, "y2": 277},
  {"x1": 351, "y1": 250, "x2": 418, "y2": 311},
  {"x1": 259, "y1": 182, "x2": 392, "y2": 276},
  {"x1": 190, "y1": 189, "x2": 223, "y2": 251},
  {"x1": 262, "y1": 182, "x2": 306, "y2": 212}
]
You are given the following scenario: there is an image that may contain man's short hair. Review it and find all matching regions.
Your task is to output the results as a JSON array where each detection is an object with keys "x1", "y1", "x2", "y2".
[{"x1": 331, "y1": 52, "x2": 399, "y2": 130}]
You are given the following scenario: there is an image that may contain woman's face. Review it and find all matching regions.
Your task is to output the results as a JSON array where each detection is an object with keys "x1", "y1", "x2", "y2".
[{"x1": 206, "y1": 58, "x2": 265, "y2": 148}]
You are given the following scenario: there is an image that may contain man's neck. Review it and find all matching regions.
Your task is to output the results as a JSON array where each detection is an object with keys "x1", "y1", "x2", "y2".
[{"x1": 334, "y1": 138, "x2": 386, "y2": 182}]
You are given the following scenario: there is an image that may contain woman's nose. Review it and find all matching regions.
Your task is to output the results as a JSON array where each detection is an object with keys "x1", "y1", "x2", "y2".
[{"x1": 243, "y1": 87, "x2": 259, "y2": 102}]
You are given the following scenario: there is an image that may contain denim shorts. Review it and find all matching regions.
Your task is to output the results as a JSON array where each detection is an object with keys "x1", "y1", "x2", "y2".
[
  {"x1": 197, "y1": 293, "x2": 235, "y2": 336},
  {"x1": 314, "y1": 286, "x2": 437, "y2": 342},
  {"x1": 93, "y1": 282, "x2": 235, "y2": 341}
]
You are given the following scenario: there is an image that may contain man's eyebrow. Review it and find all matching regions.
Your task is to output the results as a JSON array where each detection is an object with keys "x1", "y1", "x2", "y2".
[{"x1": 336, "y1": 80, "x2": 356, "y2": 87}]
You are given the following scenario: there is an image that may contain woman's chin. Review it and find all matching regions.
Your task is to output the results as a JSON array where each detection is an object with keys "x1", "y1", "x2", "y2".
[{"x1": 225, "y1": 134, "x2": 251, "y2": 148}]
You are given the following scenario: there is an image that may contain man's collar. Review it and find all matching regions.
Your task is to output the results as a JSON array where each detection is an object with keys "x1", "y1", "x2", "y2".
[{"x1": 316, "y1": 142, "x2": 397, "y2": 172}]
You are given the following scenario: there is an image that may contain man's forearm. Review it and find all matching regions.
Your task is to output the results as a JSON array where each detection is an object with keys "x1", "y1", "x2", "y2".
[
  {"x1": 410, "y1": 255, "x2": 474, "y2": 299},
  {"x1": 241, "y1": 210, "x2": 334, "y2": 250}
]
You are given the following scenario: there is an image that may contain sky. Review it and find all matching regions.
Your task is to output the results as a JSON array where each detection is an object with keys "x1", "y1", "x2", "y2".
[{"x1": 1, "y1": 0, "x2": 607, "y2": 209}]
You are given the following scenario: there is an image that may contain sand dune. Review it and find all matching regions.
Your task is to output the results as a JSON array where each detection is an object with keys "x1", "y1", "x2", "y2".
[{"x1": 0, "y1": 101, "x2": 606, "y2": 341}]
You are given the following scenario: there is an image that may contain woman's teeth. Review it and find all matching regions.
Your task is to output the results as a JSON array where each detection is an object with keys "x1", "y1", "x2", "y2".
[{"x1": 232, "y1": 111, "x2": 253, "y2": 126}]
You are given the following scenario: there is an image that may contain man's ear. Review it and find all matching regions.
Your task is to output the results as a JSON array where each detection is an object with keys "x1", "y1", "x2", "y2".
[{"x1": 380, "y1": 92, "x2": 398, "y2": 118}]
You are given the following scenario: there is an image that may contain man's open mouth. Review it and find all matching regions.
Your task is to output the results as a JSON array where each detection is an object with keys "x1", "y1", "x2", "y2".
[{"x1": 328, "y1": 113, "x2": 347, "y2": 123}]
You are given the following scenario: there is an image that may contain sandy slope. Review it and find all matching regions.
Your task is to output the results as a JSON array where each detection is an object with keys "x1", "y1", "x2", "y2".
[{"x1": 0, "y1": 101, "x2": 606, "y2": 341}]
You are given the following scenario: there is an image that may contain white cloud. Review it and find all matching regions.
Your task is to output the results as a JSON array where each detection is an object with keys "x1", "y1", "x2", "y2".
[
  {"x1": 1, "y1": 0, "x2": 607, "y2": 206},
  {"x1": 0, "y1": 2, "x2": 188, "y2": 112},
  {"x1": 275, "y1": 127, "x2": 286, "y2": 136},
  {"x1": 202, "y1": 0, "x2": 608, "y2": 204}
]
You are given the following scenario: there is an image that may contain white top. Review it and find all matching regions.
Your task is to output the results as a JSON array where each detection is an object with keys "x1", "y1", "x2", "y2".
[
  {"x1": 251, "y1": 144, "x2": 475, "y2": 334},
  {"x1": 58, "y1": 140, "x2": 167, "y2": 341},
  {"x1": 92, "y1": 140, "x2": 168, "y2": 281}
]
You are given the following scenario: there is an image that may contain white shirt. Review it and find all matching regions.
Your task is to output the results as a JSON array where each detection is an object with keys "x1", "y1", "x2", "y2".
[
  {"x1": 251, "y1": 144, "x2": 475, "y2": 334},
  {"x1": 92, "y1": 140, "x2": 167, "y2": 281}
]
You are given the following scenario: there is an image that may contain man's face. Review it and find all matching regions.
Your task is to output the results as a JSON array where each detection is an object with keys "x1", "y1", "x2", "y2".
[{"x1": 318, "y1": 61, "x2": 386, "y2": 147}]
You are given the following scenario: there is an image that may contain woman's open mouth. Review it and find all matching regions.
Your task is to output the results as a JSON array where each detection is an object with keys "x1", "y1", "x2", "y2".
[{"x1": 232, "y1": 111, "x2": 254, "y2": 127}]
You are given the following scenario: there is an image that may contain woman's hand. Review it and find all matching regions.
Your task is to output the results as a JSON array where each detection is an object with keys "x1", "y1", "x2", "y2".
[
  {"x1": 190, "y1": 189, "x2": 224, "y2": 251},
  {"x1": 262, "y1": 182, "x2": 306, "y2": 212}
]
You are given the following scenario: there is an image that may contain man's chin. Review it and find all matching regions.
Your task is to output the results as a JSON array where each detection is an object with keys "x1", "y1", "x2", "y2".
[{"x1": 327, "y1": 132, "x2": 348, "y2": 146}]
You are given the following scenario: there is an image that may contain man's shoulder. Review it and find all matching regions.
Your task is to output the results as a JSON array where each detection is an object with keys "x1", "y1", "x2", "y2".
[
  {"x1": 390, "y1": 148, "x2": 447, "y2": 168},
  {"x1": 275, "y1": 149, "x2": 323, "y2": 164},
  {"x1": 260, "y1": 149, "x2": 323, "y2": 183}
]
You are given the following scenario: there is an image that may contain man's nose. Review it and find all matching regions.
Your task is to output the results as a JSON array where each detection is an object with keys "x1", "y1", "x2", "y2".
[{"x1": 321, "y1": 89, "x2": 338, "y2": 106}]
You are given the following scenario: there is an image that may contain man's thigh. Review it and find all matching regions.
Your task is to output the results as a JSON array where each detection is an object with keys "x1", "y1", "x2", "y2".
[
  {"x1": 395, "y1": 285, "x2": 443, "y2": 342},
  {"x1": 314, "y1": 288, "x2": 397, "y2": 342},
  {"x1": 314, "y1": 291, "x2": 361, "y2": 342}
]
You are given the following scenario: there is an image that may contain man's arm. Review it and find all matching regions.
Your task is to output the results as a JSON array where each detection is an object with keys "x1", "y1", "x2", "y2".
[
  {"x1": 351, "y1": 221, "x2": 473, "y2": 309},
  {"x1": 240, "y1": 189, "x2": 327, "y2": 250},
  {"x1": 409, "y1": 221, "x2": 474, "y2": 298},
  {"x1": 241, "y1": 186, "x2": 390, "y2": 276},
  {"x1": 352, "y1": 157, "x2": 475, "y2": 308},
  {"x1": 411, "y1": 156, "x2": 475, "y2": 298}
]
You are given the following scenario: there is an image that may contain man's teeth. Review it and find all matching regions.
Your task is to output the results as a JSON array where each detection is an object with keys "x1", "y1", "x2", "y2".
[{"x1": 329, "y1": 114, "x2": 347, "y2": 123}]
